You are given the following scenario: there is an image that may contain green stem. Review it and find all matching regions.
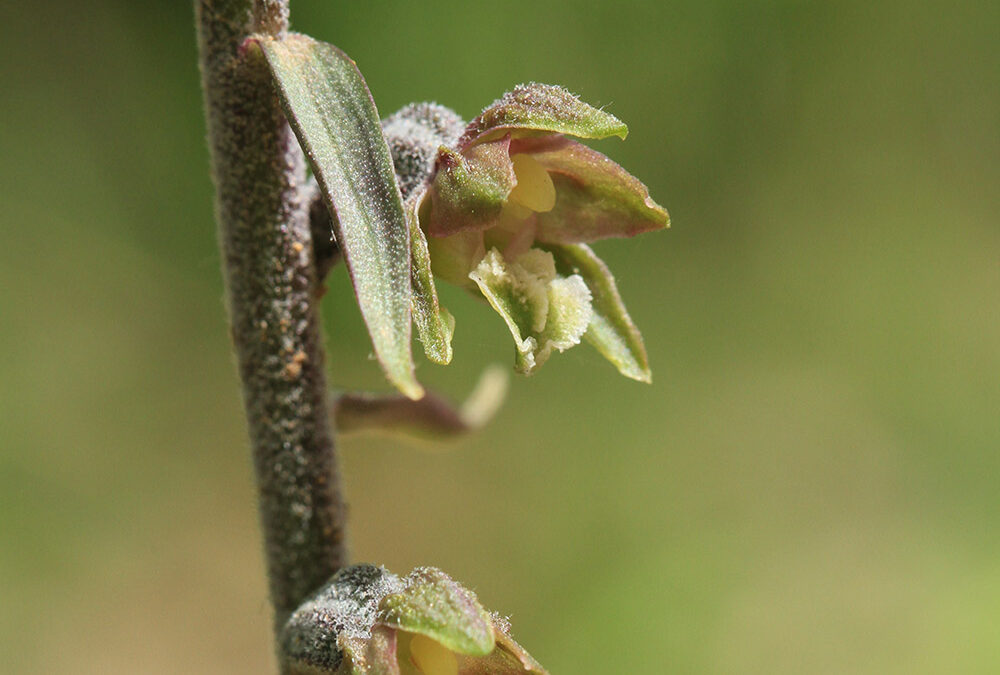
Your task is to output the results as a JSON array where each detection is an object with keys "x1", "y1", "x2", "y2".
[{"x1": 195, "y1": 0, "x2": 348, "y2": 644}]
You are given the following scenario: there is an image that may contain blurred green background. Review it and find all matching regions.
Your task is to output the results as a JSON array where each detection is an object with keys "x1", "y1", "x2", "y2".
[{"x1": 2, "y1": 0, "x2": 998, "y2": 672}]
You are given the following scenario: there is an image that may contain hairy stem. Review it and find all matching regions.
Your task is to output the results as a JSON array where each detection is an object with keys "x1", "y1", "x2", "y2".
[{"x1": 196, "y1": 0, "x2": 348, "y2": 641}]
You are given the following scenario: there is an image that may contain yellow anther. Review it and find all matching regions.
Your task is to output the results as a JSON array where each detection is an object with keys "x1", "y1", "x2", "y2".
[
  {"x1": 508, "y1": 153, "x2": 556, "y2": 212},
  {"x1": 410, "y1": 634, "x2": 458, "y2": 675}
]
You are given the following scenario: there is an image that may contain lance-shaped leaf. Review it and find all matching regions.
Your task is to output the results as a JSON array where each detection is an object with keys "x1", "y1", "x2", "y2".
[
  {"x1": 252, "y1": 33, "x2": 423, "y2": 399},
  {"x1": 548, "y1": 243, "x2": 652, "y2": 382},
  {"x1": 459, "y1": 82, "x2": 629, "y2": 149}
]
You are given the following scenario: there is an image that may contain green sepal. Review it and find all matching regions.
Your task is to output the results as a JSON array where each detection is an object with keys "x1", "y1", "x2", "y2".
[
  {"x1": 547, "y1": 243, "x2": 652, "y2": 382},
  {"x1": 407, "y1": 198, "x2": 454, "y2": 364},
  {"x1": 377, "y1": 567, "x2": 495, "y2": 657},
  {"x1": 459, "y1": 82, "x2": 629, "y2": 149},
  {"x1": 427, "y1": 139, "x2": 515, "y2": 237},
  {"x1": 252, "y1": 33, "x2": 423, "y2": 399}
]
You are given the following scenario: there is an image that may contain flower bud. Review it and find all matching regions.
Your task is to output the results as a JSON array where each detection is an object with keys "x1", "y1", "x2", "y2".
[
  {"x1": 382, "y1": 103, "x2": 465, "y2": 199},
  {"x1": 280, "y1": 564, "x2": 547, "y2": 675}
]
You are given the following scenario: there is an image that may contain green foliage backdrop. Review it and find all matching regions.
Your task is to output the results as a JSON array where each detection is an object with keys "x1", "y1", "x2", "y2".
[{"x1": 1, "y1": 1, "x2": 997, "y2": 672}]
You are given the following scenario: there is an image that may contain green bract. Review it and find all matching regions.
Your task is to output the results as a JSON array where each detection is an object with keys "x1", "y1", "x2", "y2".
[
  {"x1": 252, "y1": 33, "x2": 423, "y2": 399},
  {"x1": 404, "y1": 83, "x2": 668, "y2": 381},
  {"x1": 281, "y1": 565, "x2": 547, "y2": 675}
]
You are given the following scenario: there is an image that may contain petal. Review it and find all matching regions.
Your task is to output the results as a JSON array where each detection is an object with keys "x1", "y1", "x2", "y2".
[
  {"x1": 377, "y1": 567, "x2": 495, "y2": 657},
  {"x1": 427, "y1": 137, "x2": 516, "y2": 237},
  {"x1": 547, "y1": 243, "x2": 652, "y2": 382},
  {"x1": 469, "y1": 249, "x2": 592, "y2": 375},
  {"x1": 407, "y1": 196, "x2": 454, "y2": 364},
  {"x1": 512, "y1": 136, "x2": 669, "y2": 244},
  {"x1": 459, "y1": 83, "x2": 628, "y2": 149}
]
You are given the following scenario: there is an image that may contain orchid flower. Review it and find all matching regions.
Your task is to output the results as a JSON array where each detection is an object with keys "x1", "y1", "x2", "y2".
[{"x1": 386, "y1": 84, "x2": 668, "y2": 381}]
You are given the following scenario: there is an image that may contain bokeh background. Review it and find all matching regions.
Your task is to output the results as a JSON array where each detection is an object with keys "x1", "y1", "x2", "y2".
[{"x1": 2, "y1": 1, "x2": 998, "y2": 672}]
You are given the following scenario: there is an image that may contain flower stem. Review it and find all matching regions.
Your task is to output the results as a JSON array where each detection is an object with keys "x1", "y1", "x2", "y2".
[{"x1": 195, "y1": 0, "x2": 348, "y2": 643}]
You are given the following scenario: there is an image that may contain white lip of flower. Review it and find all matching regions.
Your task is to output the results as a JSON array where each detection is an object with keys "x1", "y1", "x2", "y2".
[
  {"x1": 466, "y1": 154, "x2": 595, "y2": 374},
  {"x1": 470, "y1": 247, "x2": 593, "y2": 374}
]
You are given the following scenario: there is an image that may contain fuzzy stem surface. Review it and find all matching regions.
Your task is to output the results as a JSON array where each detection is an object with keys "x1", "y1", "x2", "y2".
[{"x1": 196, "y1": 0, "x2": 348, "y2": 640}]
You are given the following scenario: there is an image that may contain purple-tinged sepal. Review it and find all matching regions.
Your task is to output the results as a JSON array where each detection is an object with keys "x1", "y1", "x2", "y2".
[{"x1": 514, "y1": 135, "x2": 669, "y2": 244}]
